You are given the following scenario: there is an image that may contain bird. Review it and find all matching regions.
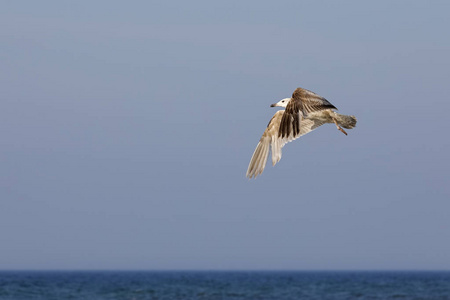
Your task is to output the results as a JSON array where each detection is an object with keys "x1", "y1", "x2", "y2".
[{"x1": 246, "y1": 87, "x2": 357, "y2": 179}]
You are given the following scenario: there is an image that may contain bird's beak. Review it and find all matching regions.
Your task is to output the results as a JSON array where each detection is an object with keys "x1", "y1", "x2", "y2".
[{"x1": 270, "y1": 103, "x2": 277, "y2": 107}]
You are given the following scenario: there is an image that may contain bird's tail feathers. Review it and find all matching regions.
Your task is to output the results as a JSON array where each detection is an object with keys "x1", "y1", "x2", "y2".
[{"x1": 334, "y1": 113, "x2": 357, "y2": 129}]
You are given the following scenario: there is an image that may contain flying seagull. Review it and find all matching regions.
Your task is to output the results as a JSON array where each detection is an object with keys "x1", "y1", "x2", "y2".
[{"x1": 246, "y1": 87, "x2": 357, "y2": 179}]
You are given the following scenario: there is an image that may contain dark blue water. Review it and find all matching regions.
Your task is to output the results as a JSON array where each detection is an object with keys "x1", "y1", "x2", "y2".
[{"x1": 0, "y1": 271, "x2": 449, "y2": 300}]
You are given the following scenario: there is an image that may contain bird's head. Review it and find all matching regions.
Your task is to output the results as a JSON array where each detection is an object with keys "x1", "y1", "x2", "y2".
[{"x1": 270, "y1": 98, "x2": 291, "y2": 108}]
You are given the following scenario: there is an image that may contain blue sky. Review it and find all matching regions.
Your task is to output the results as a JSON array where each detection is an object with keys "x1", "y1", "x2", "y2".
[{"x1": 1, "y1": 0, "x2": 450, "y2": 270}]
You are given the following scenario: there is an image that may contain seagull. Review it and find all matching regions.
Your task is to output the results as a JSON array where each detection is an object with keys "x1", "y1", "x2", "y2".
[{"x1": 246, "y1": 87, "x2": 357, "y2": 179}]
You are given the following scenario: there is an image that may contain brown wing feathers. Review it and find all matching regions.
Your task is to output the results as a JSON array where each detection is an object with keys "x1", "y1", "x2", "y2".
[
  {"x1": 298, "y1": 88, "x2": 337, "y2": 113},
  {"x1": 279, "y1": 97, "x2": 301, "y2": 138}
]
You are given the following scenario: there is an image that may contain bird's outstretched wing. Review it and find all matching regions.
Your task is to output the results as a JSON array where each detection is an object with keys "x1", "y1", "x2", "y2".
[{"x1": 246, "y1": 111, "x2": 283, "y2": 179}]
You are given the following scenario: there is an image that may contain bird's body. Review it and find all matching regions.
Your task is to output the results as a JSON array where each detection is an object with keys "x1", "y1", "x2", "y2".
[{"x1": 246, "y1": 87, "x2": 357, "y2": 179}]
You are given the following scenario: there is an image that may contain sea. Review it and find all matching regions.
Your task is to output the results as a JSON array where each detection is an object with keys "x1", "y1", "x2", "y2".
[{"x1": 0, "y1": 271, "x2": 449, "y2": 300}]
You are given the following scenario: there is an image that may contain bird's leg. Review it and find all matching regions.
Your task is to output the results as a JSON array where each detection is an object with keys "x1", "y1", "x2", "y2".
[{"x1": 333, "y1": 117, "x2": 348, "y2": 135}]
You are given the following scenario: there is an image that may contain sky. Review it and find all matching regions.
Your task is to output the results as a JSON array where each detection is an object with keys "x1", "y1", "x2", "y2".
[{"x1": 1, "y1": 0, "x2": 450, "y2": 270}]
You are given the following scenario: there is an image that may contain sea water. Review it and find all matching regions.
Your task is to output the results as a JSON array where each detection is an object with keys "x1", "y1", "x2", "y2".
[{"x1": 0, "y1": 271, "x2": 449, "y2": 299}]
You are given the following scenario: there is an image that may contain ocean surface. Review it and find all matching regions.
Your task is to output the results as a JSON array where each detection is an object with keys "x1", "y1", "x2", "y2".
[{"x1": 0, "y1": 271, "x2": 449, "y2": 300}]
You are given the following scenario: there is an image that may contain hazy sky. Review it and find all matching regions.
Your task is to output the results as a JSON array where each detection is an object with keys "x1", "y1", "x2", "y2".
[{"x1": 1, "y1": 0, "x2": 450, "y2": 270}]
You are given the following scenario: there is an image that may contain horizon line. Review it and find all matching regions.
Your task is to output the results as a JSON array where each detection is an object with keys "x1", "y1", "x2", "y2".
[{"x1": 1, "y1": 269, "x2": 450, "y2": 272}]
